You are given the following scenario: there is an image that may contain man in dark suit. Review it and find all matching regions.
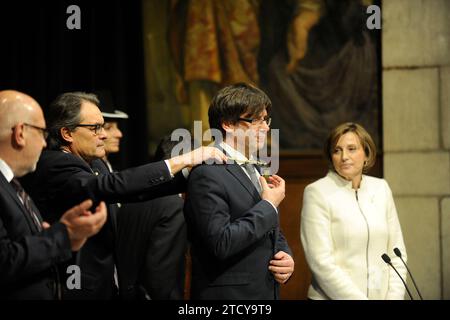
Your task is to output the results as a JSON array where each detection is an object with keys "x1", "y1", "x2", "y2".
[
  {"x1": 93, "y1": 91, "x2": 187, "y2": 300},
  {"x1": 22, "y1": 92, "x2": 226, "y2": 299},
  {"x1": 184, "y1": 83, "x2": 294, "y2": 300},
  {"x1": 0, "y1": 90, "x2": 107, "y2": 300},
  {"x1": 114, "y1": 193, "x2": 187, "y2": 300}
]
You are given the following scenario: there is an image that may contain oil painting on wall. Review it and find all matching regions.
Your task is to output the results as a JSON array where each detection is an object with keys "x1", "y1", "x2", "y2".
[{"x1": 144, "y1": 0, "x2": 380, "y2": 152}]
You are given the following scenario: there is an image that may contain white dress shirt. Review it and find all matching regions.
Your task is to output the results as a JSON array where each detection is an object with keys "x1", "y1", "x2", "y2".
[{"x1": 0, "y1": 158, "x2": 14, "y2": 183}]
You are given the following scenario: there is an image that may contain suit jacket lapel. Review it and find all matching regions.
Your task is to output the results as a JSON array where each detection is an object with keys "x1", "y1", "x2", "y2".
[
  {"x1": 226, "y1": 164, "x2": 261, "y2": 202},
  {"x1": 0, "y1": 174, "x2": 40, "y2": 234},
  {"x1": 91, "y1": 159, "x2": 118, "y2": 237},
  {"x1": 216, "y1": 143, "x2": 262, "y2": 202}
]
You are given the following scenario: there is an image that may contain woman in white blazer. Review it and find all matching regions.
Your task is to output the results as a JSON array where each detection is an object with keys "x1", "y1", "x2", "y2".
[{"x1": 301, "y1": 122, "x2": 407, "y2": 300}]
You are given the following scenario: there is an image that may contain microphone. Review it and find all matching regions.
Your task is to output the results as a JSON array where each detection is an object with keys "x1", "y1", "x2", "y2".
[
  {"x1": 381, "y1": 253, "x2": 414, "y2": 300},
  {"x1": 393, "y1": 248, "x2": 423, "y2": 300}
]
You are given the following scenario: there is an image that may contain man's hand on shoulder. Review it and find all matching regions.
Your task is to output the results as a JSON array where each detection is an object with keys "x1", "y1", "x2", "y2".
[{"x1": 168, "y1": 146, "x2": 227, "y2": 175}]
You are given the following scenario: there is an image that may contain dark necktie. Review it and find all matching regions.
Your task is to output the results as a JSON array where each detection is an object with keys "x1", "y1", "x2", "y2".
[
  {"x1": 242, "y1": 163, "x2": 262, "y2": 194},
  {"x1": 10, "y1": 178, "x2": 42, "y2": 232}
]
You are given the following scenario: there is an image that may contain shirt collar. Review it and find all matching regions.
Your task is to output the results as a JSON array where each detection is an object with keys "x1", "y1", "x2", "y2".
[
  {"x1": 0, "y1": 158, "x2": 15, "y2": 182},
  {"x1": 219, "y1": 141, "x2": 254, "y2": 163},
  {"x1": 327, "y1": 170, "x2": 366, "y2": 191}
]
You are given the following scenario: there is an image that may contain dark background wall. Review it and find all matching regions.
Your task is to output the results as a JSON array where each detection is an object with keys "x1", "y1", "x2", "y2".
[{"x1": 0, "y1": 0, "x2": 148, "y2": 169}]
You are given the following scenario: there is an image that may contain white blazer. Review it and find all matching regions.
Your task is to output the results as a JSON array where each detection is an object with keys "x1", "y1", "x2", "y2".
[{"x1": 300, "y1": 171, "x2": 407, "y2": 300}]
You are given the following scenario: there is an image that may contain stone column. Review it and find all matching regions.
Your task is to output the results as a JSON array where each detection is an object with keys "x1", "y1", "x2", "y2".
[{"x1": 382, "y1": 0, "x2": 450, "y2": 299}]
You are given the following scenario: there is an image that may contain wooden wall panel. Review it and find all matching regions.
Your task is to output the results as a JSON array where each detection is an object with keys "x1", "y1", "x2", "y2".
[
  {"x1": 277, "y1": 153, "x2": 328, "y2": 299},
  {"x1": 278, "y1": 179, "x2": 313, "y2": 299}
]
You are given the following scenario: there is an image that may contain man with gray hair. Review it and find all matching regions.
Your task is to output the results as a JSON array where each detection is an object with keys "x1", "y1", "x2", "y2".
[
  {"x1": 23, "y1": 91, "x2": 226, "y2": 299},
  {"x1": 0, "y1": 90, "x2": 107, "y2": 300}
]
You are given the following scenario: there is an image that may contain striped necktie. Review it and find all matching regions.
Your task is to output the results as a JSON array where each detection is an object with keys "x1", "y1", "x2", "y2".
[
  {"x1": 242, "y1": 163, "x2": 262, "y2": 194},
  {"x1": 10, "y1": 178, "x2": 43, "y2": 232}
]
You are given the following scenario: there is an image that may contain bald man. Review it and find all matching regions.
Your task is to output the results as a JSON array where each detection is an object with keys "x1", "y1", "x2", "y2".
[{"x1": 0, "y1": 90, "x2": 107, "y2": 300}]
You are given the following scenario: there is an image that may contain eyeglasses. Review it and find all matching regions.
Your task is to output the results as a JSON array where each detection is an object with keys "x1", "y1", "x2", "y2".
[
  {"x1": 238, "y1": 116, "x2": 272, "y2": 127},
  {"x1": 76, "y1": 123, "x2": 104, "y2": 135},
  {"x1": 22, "y1": 123, "x2": 49, "y2": 139}
]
